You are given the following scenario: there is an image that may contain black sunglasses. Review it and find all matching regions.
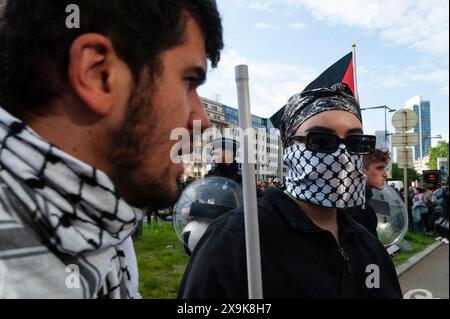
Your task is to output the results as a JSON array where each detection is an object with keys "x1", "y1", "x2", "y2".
[{"x1": 289, "y1": 132, "x2": 376, "y2": 155}]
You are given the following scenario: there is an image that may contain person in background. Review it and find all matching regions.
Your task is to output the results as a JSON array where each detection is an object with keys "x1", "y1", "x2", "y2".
[
  {"x1": 178, "y1": 83, "x2": 402, "y2": 299},
  {"x1": 256, "y1": 180, "x2": 264, "y2": 198},
  {"x1": 346, "y1": 149, "x2": 390, "y2": 238},
  {"x1": 180, "y1": 138, "x2": 241, "y2": 255},
  {"x1": 413, "y1": 187, "x2": 422, "y2": 203},
  {"x1": 407, "y1": 186, "x2": 415, "y2": 231},
  {"x1": 273, "y1": 178, "x2": 282, "y2": 189},
  {"x1": 412, "y1": 185, "x2": 430, "y2": 233},
  {"x1": 260, "y1": 181, "x2": 268, "y2": 195},
  {"x1": 420, "y1": 184, "x2": 433, "y2": 233},
  {"x1": 429, "y1": 179, "x2": 449, "y2": 238},
  {"x1": 399, "y1": 188, "x2": 405, "y2": 201},
  {"x1": 206, "y1": 138, "x2": 241, "y2": 184}
]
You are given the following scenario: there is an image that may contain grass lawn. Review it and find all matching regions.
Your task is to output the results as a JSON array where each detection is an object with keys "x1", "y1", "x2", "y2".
[
  {"x1": 133, "y1": 222, "x2": 189, "y2": 299},
  {"x1": 392, "y1": 232, "x2": 437, "y2": 267}
]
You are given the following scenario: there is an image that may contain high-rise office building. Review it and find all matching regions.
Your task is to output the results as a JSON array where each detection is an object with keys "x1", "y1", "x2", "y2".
[
  {"x1": 375, "y1": 130, "x2": 391, "y2": 150},
  {"x1": 405, "y1": 95, "x2": 432, "y2": 161}
]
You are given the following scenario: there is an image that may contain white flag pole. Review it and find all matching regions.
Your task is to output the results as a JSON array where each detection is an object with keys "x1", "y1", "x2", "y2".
[
  {"x1": 352, "y1": 43, "x2": 360, "y2": 102},
  {"x1": 235, "y1": 65, "x2": 263, "y2": 299}
]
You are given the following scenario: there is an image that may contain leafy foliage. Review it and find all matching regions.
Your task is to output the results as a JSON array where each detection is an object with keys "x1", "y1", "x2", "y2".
[{"x1": 427, "y1": 141, "x2": 449, "y2": 171}]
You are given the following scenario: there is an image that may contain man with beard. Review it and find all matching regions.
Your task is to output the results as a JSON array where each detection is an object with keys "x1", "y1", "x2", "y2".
[
  {"x1": 0, "y1": 0, "x2": 223, "y2": 298},
  {"x1": 178, "y1": 83, "x2": 402, "y2": 299}
]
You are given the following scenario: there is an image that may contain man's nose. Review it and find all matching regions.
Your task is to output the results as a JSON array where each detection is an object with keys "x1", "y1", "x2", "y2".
[{"x1": 189, "y1": 93, "x2": 211, "y2": 133}]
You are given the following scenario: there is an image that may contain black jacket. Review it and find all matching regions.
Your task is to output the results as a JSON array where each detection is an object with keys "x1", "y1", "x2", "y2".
[
  {"x1": 206, "y1": 162, "x2": 242, "y2": 184},
  {"x1": 178, "y1": 187, "x2": 402, "y2": 299},
  {"x1": 345, "y1": 188, "x2": 379, "y2": 238}
]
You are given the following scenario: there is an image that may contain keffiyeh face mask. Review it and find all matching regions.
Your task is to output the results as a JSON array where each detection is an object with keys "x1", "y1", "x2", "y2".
[{"x1": 283, "y1": 143, "x2": 367, "y2": 208}]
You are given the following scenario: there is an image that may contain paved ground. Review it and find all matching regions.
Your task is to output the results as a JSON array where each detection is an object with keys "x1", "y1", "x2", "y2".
[{"x1": 399, "y1": 244, "x2": 449, "y2": 299}]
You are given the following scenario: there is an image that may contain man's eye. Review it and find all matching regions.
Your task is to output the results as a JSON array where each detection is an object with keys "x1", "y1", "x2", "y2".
[{"x1": 185, "y1": 77, "x2": 199, "y2": 89}]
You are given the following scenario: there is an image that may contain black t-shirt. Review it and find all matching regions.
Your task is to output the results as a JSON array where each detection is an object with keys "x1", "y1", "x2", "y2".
[{"x1": 178, "y1": 187, "x2": 402, "y2": 299}]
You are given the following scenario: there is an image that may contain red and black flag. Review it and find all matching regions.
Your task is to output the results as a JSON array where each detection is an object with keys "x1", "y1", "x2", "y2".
[{"x1": 270, "y1": 51, "x2": 358, "y2": 129}]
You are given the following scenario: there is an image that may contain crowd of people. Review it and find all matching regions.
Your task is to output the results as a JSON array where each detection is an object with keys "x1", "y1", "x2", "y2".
[
  {"x1": 256, "y1": 178, "x2": 284, "y2": 197},
  {"x1": 407, "y1": 181, "x2": 449, "y2": 240},
  {"x1": 383, "y1": 177, "x2": 450, "y2": 240}
]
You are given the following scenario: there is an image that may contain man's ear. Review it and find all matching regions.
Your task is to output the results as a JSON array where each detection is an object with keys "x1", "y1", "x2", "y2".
[{"x1": 68, "y1": 34, "x2": 116, "y2": 116}]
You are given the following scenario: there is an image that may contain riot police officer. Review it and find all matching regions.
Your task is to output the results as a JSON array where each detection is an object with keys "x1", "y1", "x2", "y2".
[
  {"x1": 180, "y1": 138, "x2": 242, "y2": 255},
  {"x1": 206, "y1": 138, "x2": 241, "y2": 184}
]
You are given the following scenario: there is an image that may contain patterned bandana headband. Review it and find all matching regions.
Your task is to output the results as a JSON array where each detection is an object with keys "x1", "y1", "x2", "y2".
[{"x1": 280, "y1": 83, "x2": 362, "y2": 147}]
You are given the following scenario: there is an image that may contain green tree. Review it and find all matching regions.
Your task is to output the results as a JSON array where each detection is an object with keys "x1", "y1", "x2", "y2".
[
  {"x1": 390, "y1": 163, "x2": 421, "y2": 188},
  {"x1": 427, "y1": 141, "x2": 449, "y2": 170}
]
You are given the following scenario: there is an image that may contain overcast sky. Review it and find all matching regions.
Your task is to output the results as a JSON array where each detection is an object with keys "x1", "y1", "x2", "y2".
[{"x1": 199, "y1": 0, "x2": 449, "y2": 146}]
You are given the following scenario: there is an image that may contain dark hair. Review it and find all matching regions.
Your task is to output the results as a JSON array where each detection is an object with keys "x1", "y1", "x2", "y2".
[
  {"x1": 363, "y1": 148, "x2": 390, "y2": 168},
  {"x1": 0, "y1": 0, "x2": 223, "y2": 114}
]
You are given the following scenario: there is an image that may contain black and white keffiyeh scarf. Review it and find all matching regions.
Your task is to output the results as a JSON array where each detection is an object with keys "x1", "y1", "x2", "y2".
[
  {"x1": 284, "y1": 143, "x2": 367, "y2": 209},
  {"x1": 0, "y1": 107, "x2": 144, "y2": 298}
]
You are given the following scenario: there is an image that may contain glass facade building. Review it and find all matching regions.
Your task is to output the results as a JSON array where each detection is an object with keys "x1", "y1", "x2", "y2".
[
  {"x1": 222, "y1": 105, "x2": 269, "y2": 130},
  {"x1": 405, "y1": 96, "x2": 432, "y2": 161},
  {"x1": 375, "y1": 130, "x2": 390, "y2": 150},
  {"x1": 413, "y1": 101, "x2": 432, "y2": 160},
  {"x1": 222, "y1": 105, "x2": 239, "y2": 126}
]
